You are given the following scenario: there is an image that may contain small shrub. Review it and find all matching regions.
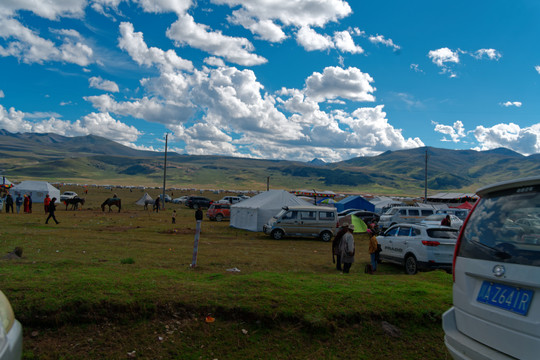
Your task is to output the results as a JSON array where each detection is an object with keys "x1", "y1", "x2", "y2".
[{"x1": 120, "y1": 257, "x2": 135, "y2": 264}]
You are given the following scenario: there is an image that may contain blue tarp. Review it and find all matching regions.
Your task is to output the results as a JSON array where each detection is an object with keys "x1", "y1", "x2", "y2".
[{"x1": 335, "y1": 195, "x2": 375, "y2": 213}]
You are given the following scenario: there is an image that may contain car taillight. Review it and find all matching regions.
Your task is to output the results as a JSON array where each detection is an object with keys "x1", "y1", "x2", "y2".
[
  {"x1": 452, "y1": 200, "x2": 480, "y2": 282},
  {"x1": 422, "y1": 240, "x2": 440, "y2": 246}
]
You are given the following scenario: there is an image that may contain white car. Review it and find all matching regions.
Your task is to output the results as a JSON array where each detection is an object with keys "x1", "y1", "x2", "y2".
[
  {"x1": 172, "y1": 196, "x2": 188, "y2": 204},
  {"x1": 59, "y1": 191, "x2": 78, "y2": 201},
  {"x1": 378, "y1": 224, "x2": 458, "y2": 275},
  {"x1": 443, "y1": 176, "x2": 540, "y2": 360},
  {"x1": 0, "y1": 290, "x2": 22, "y2": 359},
  {"x1": 157, "y1": 194, "x2": 172, "y2": 202},
  {"x1": 420, "y1": 214, "x2": 463, "y2": 230},
  {"x1": 216, "y1": 196, "x2": 243, "y2": 204}
]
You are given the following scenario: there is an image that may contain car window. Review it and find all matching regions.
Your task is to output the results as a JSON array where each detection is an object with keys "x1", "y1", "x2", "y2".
[
  {"x1": 421, "y1": 209, "x2": 434, "y2": 216},
  {"x1": 398, "y1": 227, "x2": 411, "y2": 236},
  {"x1": 319, "y1": 211, "x2": 335, "y2": 220},
  {"x1": 399, "y1": 209, "x2": 407, "y2": 215},
  {"x1": 458, "y1": 186, "x2": 540, "y2": 266},
  {"x1": 299, "y1": 211, "x2": 316, "y2": 220},
  {"x1": 282, "y1": 211, "x2": 297, "y2": 220},
  {"x1": 384, "y1": 227, "x2": 399, "y2": 236},
  {"x1": 427, "y1": 229, "x2": 458, "y2": 239}
]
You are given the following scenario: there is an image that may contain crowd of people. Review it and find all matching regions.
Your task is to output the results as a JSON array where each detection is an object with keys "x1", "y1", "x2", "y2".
[
  {"x1": 332, "y1": 221, "x2": 379, "y2": 274},
  {"x1": 0, "y1": 192, "x2": 60, "y2": 224},
  {"x1": 1, "y1": 192, "x2": 34, "y2": 214}
]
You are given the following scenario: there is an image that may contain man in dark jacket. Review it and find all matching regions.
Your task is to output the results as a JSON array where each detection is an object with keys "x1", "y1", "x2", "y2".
[{"x1": 5, "y1": 194, "x2": 14, "y2": 213}]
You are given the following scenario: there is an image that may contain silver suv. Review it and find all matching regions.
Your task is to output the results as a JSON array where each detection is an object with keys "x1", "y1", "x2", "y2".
[{"x1": 443, "y1": 176, "x2": 540, "y2": 359}]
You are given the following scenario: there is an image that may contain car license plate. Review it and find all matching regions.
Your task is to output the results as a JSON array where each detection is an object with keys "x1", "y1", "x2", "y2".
[{"x1": 477, "y1": 281, "x2": 533, "y2": 316}]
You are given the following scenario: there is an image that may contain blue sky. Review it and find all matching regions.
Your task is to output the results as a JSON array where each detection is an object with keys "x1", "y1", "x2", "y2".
[{"x1": 1, "y1": 0, "x2": 539, "y2": 162}]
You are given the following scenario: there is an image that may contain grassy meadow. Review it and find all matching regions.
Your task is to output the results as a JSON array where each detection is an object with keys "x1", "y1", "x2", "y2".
[{"x1": 1, "y1": 186, "x2": 453, "y2": 359}]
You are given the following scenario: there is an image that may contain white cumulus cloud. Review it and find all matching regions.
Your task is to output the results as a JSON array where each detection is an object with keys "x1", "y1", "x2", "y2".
[
  {"x1": 0, "y1": 15, "x2": 93, "y2": 66},
  {"x1": 296, "y1": 27, "x2": 334, "y2": 51},
  {"x1": 166, "y1": 13, "x2": 267, "y2": 66},
  {"x1": 474, "y1": 123, "x2": 540, "y2": 155},
  {"x1": 432, "y1": 120, "x2": 466, "y2": 143},
  {"x1": 118, "y1": 22, "x2": 193, "y2": 72},
  {"x1": 368, "y1": 34, "x2": 400, "y2": 51},
  {"x1": 304, "y1": 66, "x2": 375, "y2": 102},
  {"x1": 473, "y1": 48, "x2": 501, "y2": 60},
  {"x1": 89, "y1": 76, "x2": 120, "y2": 93},
  {"x1": 501, "y1": 101, "x2": 522, "y2": 107}
]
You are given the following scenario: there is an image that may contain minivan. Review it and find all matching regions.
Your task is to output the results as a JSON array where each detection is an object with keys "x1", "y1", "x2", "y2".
[
  {"x1": 379, "y1": 206, "x2": 435, "y2": 229},
  {"x1": 435, "y1": 208, "x2": 469, "y2": 221},
  {"x1": 443, "y1": 176, "x2": 540, "y2": 359},
  {"x1": 263, "y1": 205, "x2": 338, "y2": 242}
]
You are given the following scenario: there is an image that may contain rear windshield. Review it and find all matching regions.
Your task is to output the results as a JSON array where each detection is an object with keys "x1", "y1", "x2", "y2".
[
  {"x1": 427, "y1": 229, "x2": 458, "y2": 239},
  {"x1": 458, "y1": 185, "x2": 540, "y2": 266}
]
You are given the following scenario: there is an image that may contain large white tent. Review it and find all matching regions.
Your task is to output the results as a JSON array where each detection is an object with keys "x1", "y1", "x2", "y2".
[
  {"x1": 230, "y1": 190, "x2": 312, "y2": 232},
  {"x1": 11, "y1": 181, "x2": 60, "y2": 203}
]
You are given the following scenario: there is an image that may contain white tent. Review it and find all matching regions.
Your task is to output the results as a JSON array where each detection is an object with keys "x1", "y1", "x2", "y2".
[
  {"x1": 136, "y1": 193, "x2": 153, "y2": 206},
  {"x1": 230, "y1": 190, "x2": 312, "y2": 232},
  {"x1": 11, "y1": 181, "x2": 60, "y2": 203},
  {"x1": 370, "y1": 196, "x2": 404, "y2": 214}
]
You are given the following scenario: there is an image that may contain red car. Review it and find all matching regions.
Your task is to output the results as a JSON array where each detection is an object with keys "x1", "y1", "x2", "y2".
[{"x1": 206, "y1": 203, "x2": 230, "y2": 221}]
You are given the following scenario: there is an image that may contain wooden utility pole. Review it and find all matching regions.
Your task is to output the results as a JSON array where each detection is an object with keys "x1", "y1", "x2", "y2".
[
  {"x1": 162, "y1": 133, "x2": 168, "y2": 210},
  {"x1": 424, "y1": 148, "x2": 428, "y2": 203}
]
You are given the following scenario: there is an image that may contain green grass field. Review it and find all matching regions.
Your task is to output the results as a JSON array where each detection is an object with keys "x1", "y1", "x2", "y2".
[{"x1": 1, "y1": 186, "x2": 453, "y2": 359}]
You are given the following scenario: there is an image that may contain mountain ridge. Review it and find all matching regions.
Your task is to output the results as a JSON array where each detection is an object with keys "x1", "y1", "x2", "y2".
[{"x1": 0, "y1": 130, "x2": 538, "y2": 195}]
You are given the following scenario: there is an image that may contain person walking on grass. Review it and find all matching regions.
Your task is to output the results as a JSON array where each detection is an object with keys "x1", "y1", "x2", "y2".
[
  {"x1": 154, "y1": 196, "x2": 161, "y2": 213},
  {"x1": 4, "y1": 193, "x2": 14, "y2": 213},
  {"x1": 172, "y1": 209, "x2": 177, "y2": 224},
  {"x1": 15, "y1": 194, "x2": 22, "y2": 214},
  {"x1": 368, "y1": 229, "x2": 379, "y2": 274},
  {"x1": 332, "y1": 223, "x2": 349, "y2": 271},
  {"x1": 45, "y1": 197, "x2": 59, "y2": 224},
  {"x1": 339, "y1": 224, "x2": 355, "y2": 274}
]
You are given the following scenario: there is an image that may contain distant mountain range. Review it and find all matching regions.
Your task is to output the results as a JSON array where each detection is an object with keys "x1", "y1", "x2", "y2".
[{"x1": 1, "y1": 129, "x2": 538, "y2": 195}]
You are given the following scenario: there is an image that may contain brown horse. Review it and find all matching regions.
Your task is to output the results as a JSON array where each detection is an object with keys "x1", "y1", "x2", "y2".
[
  {"x1": 64, "y1": 197, "x2": 85, "y2": 210},
  {"x1": 101, "y1": 198, "x2": 121, "y2": 212}
]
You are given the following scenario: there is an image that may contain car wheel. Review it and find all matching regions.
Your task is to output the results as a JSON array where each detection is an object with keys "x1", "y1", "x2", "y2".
[
  {"x1": 404, "y1": 255, "x2": 418, "y2": 275},
  {"x1": 319, "y1": 231, "x2": 332, "y2": 242},
  {"x1": 271, "y1": 229, "x2": 284, "y2": 240},
  {"x1": 216, "y1": 214, "x2": 224, "y2": 222}
]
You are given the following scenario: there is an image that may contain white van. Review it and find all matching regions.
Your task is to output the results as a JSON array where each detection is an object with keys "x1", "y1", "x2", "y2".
[
  {"x1": 379, "y1": 206, "x2": 435, "y2": 230},
  {"x1": 263, "y1": 205, "x2": 338, "y2": 242},
  {"x1": 435, "y1": 208, "x2": 469, "y2": 220}
]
